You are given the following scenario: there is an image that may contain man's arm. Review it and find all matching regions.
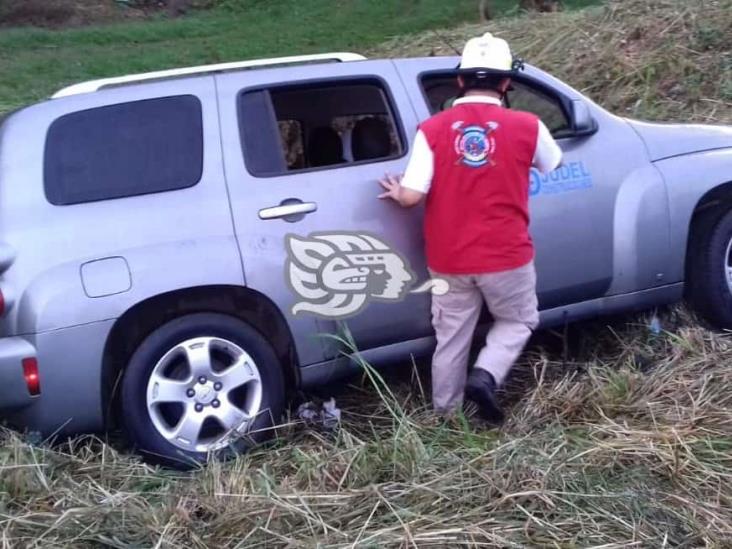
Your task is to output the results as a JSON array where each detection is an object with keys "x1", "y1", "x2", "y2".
[
  {"x1": 378, "y1": 129, "x2": 433, "y2": 208},
  {"x1": 532, "y1": 120, "x2": 563, "y2": 174}
]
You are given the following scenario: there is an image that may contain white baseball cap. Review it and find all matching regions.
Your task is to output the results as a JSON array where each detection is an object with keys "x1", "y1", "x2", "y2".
[{"x1": 458, "y1": 32, "x2": 521, "y2": 75}]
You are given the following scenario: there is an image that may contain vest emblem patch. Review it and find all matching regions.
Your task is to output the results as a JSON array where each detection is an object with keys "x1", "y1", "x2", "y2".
[{"x1": 452, "y1": 121, "x2": 499, "y2": 168}]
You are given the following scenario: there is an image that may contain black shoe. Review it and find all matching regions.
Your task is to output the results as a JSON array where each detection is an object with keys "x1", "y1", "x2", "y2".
[{"x1": 465, "y1": 369, "x2": 505, "y2": 423}]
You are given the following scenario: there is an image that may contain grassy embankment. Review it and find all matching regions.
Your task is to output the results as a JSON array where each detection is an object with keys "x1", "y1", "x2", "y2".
[{"x1": 0, "y1": 0, "x2": 598, "y2": 114}]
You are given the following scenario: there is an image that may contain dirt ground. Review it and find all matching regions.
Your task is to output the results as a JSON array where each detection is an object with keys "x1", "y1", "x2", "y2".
[{"x1": 0, "y1": 0, "x2": 171, "y2": 28}]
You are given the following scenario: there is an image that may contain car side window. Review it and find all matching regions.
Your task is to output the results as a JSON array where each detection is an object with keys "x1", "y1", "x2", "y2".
[
  {"x1": 44, "y1": 95, "x2": 204, "y2": 205},
  {"x1": 420, "y1": 72, "x2": 572, "y2": 138},
  {"x1": 239, "y1": 79, "x2": 405, "y2": 177},
  {"x1": 505, "y1": 80, "x2": 571, "y2": 136}
]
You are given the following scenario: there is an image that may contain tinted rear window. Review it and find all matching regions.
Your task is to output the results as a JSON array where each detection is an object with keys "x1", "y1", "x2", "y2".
[{"x1": 44, "y1": 95, "x2": 203, "y2": 205}]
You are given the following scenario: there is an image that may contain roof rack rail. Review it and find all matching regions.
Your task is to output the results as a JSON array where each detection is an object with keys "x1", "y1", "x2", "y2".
[{"x1": 52, "y1": 52, "x2": 367, "y2": 98}]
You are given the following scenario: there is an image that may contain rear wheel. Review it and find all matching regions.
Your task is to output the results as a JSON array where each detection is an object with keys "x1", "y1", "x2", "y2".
[
  {"x1": 121, "y1": 313, "x2": 285, "y2": 467},
  {"x1": 687, "y1": 207, "x2": 732, "y2": 329}
]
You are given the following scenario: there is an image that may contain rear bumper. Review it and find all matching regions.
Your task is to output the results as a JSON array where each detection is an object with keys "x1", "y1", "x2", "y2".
[
  {"x1": 1, "y1": 319, "x2": 114, "y2": 436},
  {"x1": 0, "y1": 336, "x2": 37, "y2": 411}
]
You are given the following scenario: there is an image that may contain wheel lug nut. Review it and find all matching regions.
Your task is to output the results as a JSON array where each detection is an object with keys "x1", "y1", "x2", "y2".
[
  {"x1": 212, "y1": 399, "x2": 220, "y2": 408},
  {"x1": 195, "y1": 403, "x2": 204, "y2": 412},
  {"x1": 213, "y1": 382, "x2": 222, "y2": 391},
  {"x1": 198, "y1": 376, "x2": 207, "y2": 384},
  {"x1": 186, "y1": 389, "x2": 195, "y2": 398}
]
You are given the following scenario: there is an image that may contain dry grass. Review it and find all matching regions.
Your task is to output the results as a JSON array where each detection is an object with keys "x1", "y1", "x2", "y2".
[
  {"x1": 2, "y1": 0, "x2": 732, "y2": 546},
  {"x1": 370, "y1": 0, "x2": 732, "y2": 124},
  {"x1": 2, "y1": 308, "x2": 731, "y2": 547}
]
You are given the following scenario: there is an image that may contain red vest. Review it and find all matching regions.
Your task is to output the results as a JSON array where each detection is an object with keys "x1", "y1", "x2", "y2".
[{"x1": 420, "y1": 102, "x2": 539, "y2": 274}]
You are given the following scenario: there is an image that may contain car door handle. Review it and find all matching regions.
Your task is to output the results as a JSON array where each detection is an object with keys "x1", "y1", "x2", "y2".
[{"x1": 258, "y1": 200, "x2": 317, "y2": 221}]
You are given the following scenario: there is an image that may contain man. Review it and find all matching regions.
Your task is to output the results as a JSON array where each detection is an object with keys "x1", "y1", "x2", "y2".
[{"x1": 378, "y1": 32, "x2": 562, "y2": 421}]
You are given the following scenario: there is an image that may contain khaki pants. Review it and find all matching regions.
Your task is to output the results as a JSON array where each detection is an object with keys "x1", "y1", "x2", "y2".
[{"x1": 429, "y1": 261, "x2": 540, "y2": 413}]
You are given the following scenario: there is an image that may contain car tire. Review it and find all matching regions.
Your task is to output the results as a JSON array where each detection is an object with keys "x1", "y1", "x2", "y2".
[
  {"x1": 687, "y1": 207, "x2": 732, "y2": 329},
  {"x1": 121, "y1": 313, "x2": 285, "y2": 467}
]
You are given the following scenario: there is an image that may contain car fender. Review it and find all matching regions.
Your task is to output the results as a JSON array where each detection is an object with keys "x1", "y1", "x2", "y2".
[
  {"x1": 14, "y1": 235, "x2": 245, "y2": 335},
  {"x1": 653, "y1": 148, "x2": 732, "y2": 283},
  {"x1": 607, "y1": 163, "x2": 671, "y2": 295}
]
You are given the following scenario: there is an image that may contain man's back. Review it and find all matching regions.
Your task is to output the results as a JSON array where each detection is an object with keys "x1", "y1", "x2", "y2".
[{"x1": 418, "y1": 99, "x2": 541, "y2": 274}]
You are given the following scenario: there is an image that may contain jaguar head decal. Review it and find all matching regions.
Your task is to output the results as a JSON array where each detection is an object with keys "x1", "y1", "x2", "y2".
[{"x1": 285, "y1": 232, "x2": 416, "y2": 319}]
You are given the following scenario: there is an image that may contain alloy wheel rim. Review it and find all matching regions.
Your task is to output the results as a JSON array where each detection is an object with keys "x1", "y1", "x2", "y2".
[{"x1": 146, "y1": 336, "x2": 263, "y2": 453}]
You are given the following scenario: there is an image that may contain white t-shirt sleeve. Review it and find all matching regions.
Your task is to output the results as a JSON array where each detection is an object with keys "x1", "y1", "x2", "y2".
[
  {"x1": 532, "y1": 120, "x2": 563, "y2": 174},
  {"x1": 400, "y1": 129, "x2": 434, "y2": 194}
]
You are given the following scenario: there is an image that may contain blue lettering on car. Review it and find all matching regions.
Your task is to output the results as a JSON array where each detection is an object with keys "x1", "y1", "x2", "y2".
[{"x1": 530, "y1": 161, "x2": 593, "y2": 197}]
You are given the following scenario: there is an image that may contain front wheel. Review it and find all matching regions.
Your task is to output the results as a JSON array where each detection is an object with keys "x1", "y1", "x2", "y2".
[
  {"x1": 687, "y1": 207, "x2": 732, "y2": 329},
  {"x1": 120, "y1": 313, "x2": 285, "y2": 467}
]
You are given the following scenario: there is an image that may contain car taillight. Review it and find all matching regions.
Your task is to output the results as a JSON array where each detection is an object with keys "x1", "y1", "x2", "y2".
[{"x1": 22, "y1": 358, "x2": 40, "y2": 396}]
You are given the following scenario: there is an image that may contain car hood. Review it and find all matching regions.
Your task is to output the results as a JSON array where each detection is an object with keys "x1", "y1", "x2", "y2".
[{"x1": 626, "y1": 119, "x2": 732, "y2": 161}]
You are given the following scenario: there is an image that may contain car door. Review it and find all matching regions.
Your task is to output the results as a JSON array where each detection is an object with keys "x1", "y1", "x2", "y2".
[
  {"x1": 394, "y1": 57, "x2": 669, "y2": 311},
  {"x1": 216, "y1": 61, "x2": 432, "y2": 365}
]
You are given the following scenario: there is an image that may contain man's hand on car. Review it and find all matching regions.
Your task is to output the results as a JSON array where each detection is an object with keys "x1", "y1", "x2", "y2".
[
  {"x1": 378, "y1": 172, "x2": 402, "y2": 200},
  {"x1": 378, "y1": 173, "x2": 424, "y2": 208}
]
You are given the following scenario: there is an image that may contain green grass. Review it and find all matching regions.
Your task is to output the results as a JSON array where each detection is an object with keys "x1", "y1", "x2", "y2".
[{"x1": 0, "y1": 0, "x2": 600, "y2": 113}]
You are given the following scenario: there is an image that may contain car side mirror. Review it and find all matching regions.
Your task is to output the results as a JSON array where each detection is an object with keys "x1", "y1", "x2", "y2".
[{"x1": 571, "y1": 99, "x2": 598, "y2": 136}]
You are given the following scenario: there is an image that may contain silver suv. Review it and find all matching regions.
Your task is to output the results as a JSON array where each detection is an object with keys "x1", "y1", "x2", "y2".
[{"x1": 0, "y1": 52, "x2": 730, "y2": 466}]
